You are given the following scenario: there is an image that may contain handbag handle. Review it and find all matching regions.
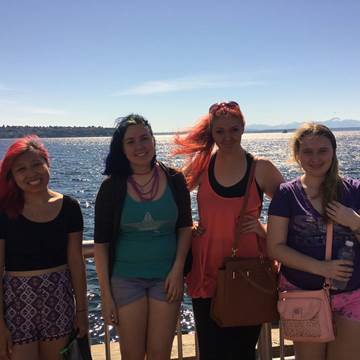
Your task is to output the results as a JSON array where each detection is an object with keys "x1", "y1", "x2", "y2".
[
  {"x1": 237, "y1": 265, "x2": 278, "y2": 295},
  {"x1": 232, "y1": 158, "x2": 257, "y2": 257},
  {"x1": 324, "y1": 222, "x2": 333, "y2": 289}
]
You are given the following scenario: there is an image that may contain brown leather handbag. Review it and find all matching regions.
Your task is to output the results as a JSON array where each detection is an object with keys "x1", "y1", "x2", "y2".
[{"x1": 210, "y1": 161, "x2": 279, "y2": 327}]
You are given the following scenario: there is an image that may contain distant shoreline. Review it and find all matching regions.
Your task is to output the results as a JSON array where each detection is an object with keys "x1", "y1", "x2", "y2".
[{"x1": 1, "y1": 125, "x2": 360, "y2": 139}]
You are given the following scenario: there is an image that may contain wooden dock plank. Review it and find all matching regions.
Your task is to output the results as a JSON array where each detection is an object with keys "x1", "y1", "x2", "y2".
[
  {"x1": 90, "y1": 333, "x2": 197, "y2": 359},
  {"x1": 90, "y1": 330, "x2": 293, "y2": 359}
]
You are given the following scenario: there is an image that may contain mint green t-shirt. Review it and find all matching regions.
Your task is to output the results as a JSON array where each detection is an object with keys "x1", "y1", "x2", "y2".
[{"x1": 112, "y1": 185, "x2": 178, "y2": 279}]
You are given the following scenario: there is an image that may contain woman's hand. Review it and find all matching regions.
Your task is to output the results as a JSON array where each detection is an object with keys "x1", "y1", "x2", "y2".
[
  {"x1": 165, "y1": 266, "x2": 184, "y2": 303},
  {"x1": 192, "y1": 221, "x2": 205, "y2": 238},
  {"x1": 239, "y1": 216, "x2": 266, "y2": 238},
  {"x1": 101, "y1": 295, "x2": 118, "y2": 326},
  {"x1": 0, "y1": 321, "x2": 12, "y2": 360},
  {"x1": 326, "y1": 201, "x2": 360, "y2": 230},
  {"x1": 74, "y1": 310, "x2": 89, "y2": 338},
  {"x1": 318, "y1": 259, "x2": 354, "y2": 281}
]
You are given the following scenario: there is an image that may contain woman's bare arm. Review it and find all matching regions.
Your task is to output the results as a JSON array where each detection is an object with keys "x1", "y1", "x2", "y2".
[
  {"x1": 255, "y1": 159, "x2": 284, "y2": 199},
  {"x1": 267, "y1": 215, "x2": 353, "y2": 281},
  {"x1": 94, "y1": 243, "x2": 118, "y2": 325},
  {"x1": 67, "y1": 231, "x2": 88, "y2": 336},
  {"x1": 165, "y1": 227, "x2": 192, "y2": 302}
]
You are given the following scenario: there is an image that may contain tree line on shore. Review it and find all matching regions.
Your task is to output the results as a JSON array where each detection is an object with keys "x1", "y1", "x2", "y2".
[
  {"x1": 0, "y1": 125, "x2": 117, "y2": 139},
  {"x1": 0, "y1": 125, "x2": 180, "y2": 139}
]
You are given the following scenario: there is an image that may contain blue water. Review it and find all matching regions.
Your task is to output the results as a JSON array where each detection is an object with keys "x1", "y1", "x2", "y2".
[{"x1": 1, "y1": 131, "x2": 360, "y2": 344}]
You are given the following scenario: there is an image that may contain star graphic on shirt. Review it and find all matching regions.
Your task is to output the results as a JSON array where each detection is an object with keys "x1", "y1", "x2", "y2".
[{"x1": 125, "y1": 212, "x2": 166, "y2": 232}]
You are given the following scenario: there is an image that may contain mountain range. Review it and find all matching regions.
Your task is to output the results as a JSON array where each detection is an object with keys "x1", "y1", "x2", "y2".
[{"x1": 246, "y1": 117, "x2": 360, "y2": 131}]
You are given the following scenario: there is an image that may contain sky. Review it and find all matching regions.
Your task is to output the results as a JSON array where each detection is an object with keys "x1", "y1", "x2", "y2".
[{"x1": 0, "y1": 0, "x2": 359, "y2": 132}]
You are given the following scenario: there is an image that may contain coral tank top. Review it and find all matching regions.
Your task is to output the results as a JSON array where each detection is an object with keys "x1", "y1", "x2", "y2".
[{"x1": 186, "y1": 162, "x2": 262, "y2": 298}]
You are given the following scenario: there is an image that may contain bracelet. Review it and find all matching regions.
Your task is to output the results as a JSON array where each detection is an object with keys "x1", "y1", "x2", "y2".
[{"x1": 76, "y1": 309, "x2": 88, "y2": 313}]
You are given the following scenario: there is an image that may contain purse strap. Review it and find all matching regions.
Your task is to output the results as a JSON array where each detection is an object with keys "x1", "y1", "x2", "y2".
[
  {"x1": 324, "y1": 222, "x2": 333, "y2": 288},
  {"x1": 231, "y1": 158, "x2": 256, "y2": 257}
]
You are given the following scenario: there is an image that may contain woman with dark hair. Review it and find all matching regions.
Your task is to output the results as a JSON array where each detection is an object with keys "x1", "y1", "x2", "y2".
[
  {"x1": 173, "y1": 102, "x2": 283, "y2": 360},
  {"x1": 0, "y1": 136, "x2": 88, "y2": 360},
  {"x1": 267, "y1": 123, "x2": 360, "y2": 360},
  {"x1": 94, "y1": 114, "x2": 192, "y2": 359}
]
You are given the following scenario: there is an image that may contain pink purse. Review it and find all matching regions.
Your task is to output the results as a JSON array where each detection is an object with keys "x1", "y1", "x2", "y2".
[{"x1": 277, "y1": 223, "x2": 335, "y2": 343}]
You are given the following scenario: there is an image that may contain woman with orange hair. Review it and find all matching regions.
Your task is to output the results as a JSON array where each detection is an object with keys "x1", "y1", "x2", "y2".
[{"x1": 174, "y1": 101, "x2": 283, "y2": 360}]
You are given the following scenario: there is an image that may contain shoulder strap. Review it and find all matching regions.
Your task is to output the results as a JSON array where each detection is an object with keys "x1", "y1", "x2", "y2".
[
  {"x1": 324, "y1": 222, "x2": 333, "y2": 288},
  {"x1": 231, "y1": 159, "x2": 256, "y2": 256}
]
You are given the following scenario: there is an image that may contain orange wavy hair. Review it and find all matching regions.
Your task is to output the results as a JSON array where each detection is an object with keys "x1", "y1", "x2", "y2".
[{"x1": 173, "y1": 106, "x2": 245, "y2": 190}]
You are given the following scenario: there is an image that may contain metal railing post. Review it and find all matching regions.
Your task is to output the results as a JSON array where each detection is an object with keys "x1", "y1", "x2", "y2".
[
  {"x1": 279, "y1": 320, "x2": 285, "y2": 360},
  {"x1": 194, "y1": 330, "x2": 200, "y2": 360},
  {"x1": 104, "y1": 325, "x2": 112, "y2": 360},
  {"x1": 176, "y1": 318, "x2": 183, "y2": 360},
  {"x1": 258, "y1": 323, "x2": 272, "y2": 360}
]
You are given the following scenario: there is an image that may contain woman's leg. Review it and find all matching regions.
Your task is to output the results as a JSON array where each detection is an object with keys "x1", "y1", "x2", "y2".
[
  {"x1": 115, "y1": 296, "x2": 148, "y2": 360},
  {"x1": 38, "y1": 269, "x2": 75, "y2": 360},
  {"x1": 192, "y1": 298, "x2": 261, "y2": 360},
  {"x1": 10, "y1": 342, "x2": 39, "y2": 360},
  {"x1": 192, "y1": 298, "x2": 221, "y2": 360},
  {"x1": 223, "y1": 324, "x2": 261, "y2": 360},
  {"x1": 39, "y1": 336, "x2": 69, "y2": 360},
  {"x1": 146, "y1": 298, "x2": 180, "y2": 360},
  {"x1": 327, "y1": 314, "x2": 360, "y2": 360},
  {"x1": 294, "y1": 342, "x2": 327, "y2": 360}
]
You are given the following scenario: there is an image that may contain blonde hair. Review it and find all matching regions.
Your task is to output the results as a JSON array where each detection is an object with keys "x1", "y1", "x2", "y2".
[{"x1": 291, "y1": 123, "x2": 342, "y2": 219}]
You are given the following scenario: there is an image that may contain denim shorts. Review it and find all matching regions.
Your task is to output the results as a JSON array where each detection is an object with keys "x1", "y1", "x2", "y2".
[
  {"x1": 110, "y1": 277, "x2": 167, "y2": 307},
  {"x1": 3, "y1": 269, "x2": 74, "y2": 344},
  {"x1": 279, "y1": 274, "x2": 360, "y2": 322}
]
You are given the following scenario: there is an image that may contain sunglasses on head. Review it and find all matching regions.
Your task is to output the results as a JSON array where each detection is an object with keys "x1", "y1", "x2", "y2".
[{"x1": 209, "y1": 101, "x2": 240, "y2": 116}]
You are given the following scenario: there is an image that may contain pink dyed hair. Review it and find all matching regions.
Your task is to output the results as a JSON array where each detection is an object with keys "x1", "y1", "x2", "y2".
[{"x1": 0, "y1": 135, "x2": 49, "y2": 218}]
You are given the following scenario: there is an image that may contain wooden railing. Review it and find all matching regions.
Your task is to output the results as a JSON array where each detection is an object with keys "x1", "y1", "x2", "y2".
[
  {"x1": 82, "y1": 241, "x2": 112, "y2": 359},
  {"x1": 82, "y1": 241, "x2": 286, "y2": 360}
]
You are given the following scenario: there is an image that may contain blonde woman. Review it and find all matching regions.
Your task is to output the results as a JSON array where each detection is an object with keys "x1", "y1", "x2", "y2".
[{"x1": 267, "y1": 123, "x2": 360, "y2": 360}]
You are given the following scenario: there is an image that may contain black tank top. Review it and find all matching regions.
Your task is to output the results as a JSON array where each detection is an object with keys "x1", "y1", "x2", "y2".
[{"x1": 208, "y1": 152, "x2": 263, "y2": 199}]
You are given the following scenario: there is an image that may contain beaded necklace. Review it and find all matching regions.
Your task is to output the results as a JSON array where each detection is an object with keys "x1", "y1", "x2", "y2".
[{"x1": 128, "y1": 166, "x2": 160, "y2": 201}]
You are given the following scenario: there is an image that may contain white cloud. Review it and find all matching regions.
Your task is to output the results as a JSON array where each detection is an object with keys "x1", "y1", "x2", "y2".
[
  {"x1": 0, "y1": 84, "x2": 14, "y2": 92},
  {"x1": 0, "y1": 83, "x2": 65, "y2": 115},
  {"x1": 23, "y1": 106, "x2": 66, "y2": 116},
  {"x1": 113, "y1": 76, "x2": 265, "y2": 96},
  {"x1": 0, "y1": 99, "x2": 17, "y2": 106},
  {"x1": 0, "y1": 101, "x2": 66, "y2": 117}
]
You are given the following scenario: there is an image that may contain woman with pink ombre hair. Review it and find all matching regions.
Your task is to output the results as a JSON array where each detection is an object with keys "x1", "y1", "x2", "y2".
[{"x1": 0, "y1": 135, "x2": 88, "y2": 360}]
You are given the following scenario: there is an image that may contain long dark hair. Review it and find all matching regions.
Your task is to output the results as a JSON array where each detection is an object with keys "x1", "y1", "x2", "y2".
[
  {"x1": 103, "y1": 114, "x2": 156, "y2": 177},
  {"x1": 292, "y1": 123, "x2": 342, "y2": 219}
]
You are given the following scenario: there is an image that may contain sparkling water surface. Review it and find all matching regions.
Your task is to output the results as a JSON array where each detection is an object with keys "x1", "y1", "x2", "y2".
[{"x1": 1, "y1": 131, "x2": 360, "y2": 344}]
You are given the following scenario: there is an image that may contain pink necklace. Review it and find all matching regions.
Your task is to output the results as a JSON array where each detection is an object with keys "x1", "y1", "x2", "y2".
[
  {"x1": 132, "y1": 168, "x2": 156, "y2": 188},
  {"x1": 128, "y1": 166, "x2": 160, "y2": 201},
  {"x1": 132, "y1": 168, "x2": 153, "y2": 175}
]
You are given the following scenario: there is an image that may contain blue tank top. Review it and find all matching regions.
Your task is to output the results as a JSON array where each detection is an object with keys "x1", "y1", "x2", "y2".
[{"x1": 112, "y1": 185, "x2": 178, "y2": 279}]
